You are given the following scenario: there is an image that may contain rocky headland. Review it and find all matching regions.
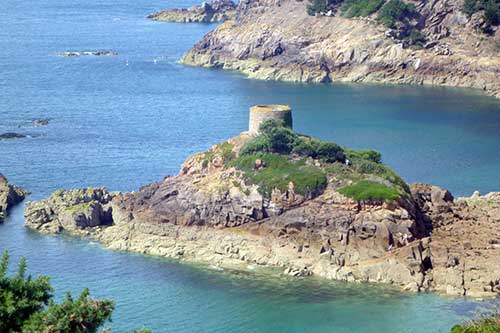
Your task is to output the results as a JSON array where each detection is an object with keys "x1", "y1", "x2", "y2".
[
  {"x1": 148, "y1": 0, "x2": 236, "y2": 23},
  {"x1": 24, "y1": 106, "x2": 500, "y2": 297},
  {"x1": 0, "y1": 174, "x2": 29, "y2": 223},
  {"x1": 181, "y1": 0, "x2": 500, "y2": 98}
]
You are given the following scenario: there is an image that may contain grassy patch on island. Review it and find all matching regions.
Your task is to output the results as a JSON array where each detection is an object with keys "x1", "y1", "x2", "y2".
[
  {"x1": 338, "y1": 180, "x2": 401, "y2": 202},
  {"x1": 228, "y1": 153, "x2": 327, "y2": 197}
]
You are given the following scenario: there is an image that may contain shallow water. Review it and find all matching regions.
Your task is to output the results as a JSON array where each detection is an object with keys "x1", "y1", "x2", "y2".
[{"x1": 1, "y1": 0, "x2": 500, "y2": 331}]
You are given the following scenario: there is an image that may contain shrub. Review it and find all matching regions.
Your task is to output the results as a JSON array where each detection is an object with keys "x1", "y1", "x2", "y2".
[
  {"x1": 307, "y1": 0, "x2": 329, "y2": 15},
  {"x1": 23, "y1": 289, "x2": 115, "y2": 333},
  {"x1": 484, "y1": 0, "x2": 500, "y2": 25},
  {"x1": 240, "y1": 136, "x2": 271, "y2": 156},
  {"x1": 0, "y1": 251, "x2": 151, "y2": 333},
  {"x1": 267, "y1": 126, "x2": 300, "y2": 154},
  {"x1": 378, "y1": 0, "x2": 417, "y2": 28},
  {"x1": 228, "y1": 153, "x2": 327, "y2": 197},
  {"x1": 450, "y1": 312, "x2": 500, "y2": 333},
  {"x1": 341, "y1": 0, "x2": 385, "y2": 17},
  {"x1": 345, "y1": 149, "x2": 382, "y2": 164},
  {"x1": 405, "y1": 28, "x2": 426, "y2": 47},
  {"x1": 339, "y1": 180, "x2": 400, "y2": 202},
  {"x1": 462, "y1": 0, "x2": 479, "y2": 16},
  {"x1": 0, "y1": 252, "x2": 52, "y2": 333},
  {"x1": 293, "y1": 139, "x2": 346, "y2": 163}
]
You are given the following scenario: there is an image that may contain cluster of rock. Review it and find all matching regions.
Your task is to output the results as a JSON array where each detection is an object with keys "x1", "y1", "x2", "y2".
[
  {"x1": 147, "y1": 0, "x2": 236, "y2": 23},
  {"x1": 59, "y1": 50, "x2": 117, "y2": 57},
  {"x1": 24, "y1": 133, "x2": 500, "y2": 297},
  {"x1": 0, "y1": 174, "x2": 28, "y2": 223},
  {"x1": 181, "y1": 0, "x2": 500, "y2": 98}
]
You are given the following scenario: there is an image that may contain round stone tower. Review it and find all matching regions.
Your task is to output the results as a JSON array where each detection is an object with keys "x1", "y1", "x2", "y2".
[{"x1": 248, "y1": 105, "x2": 293, "y2": 135}]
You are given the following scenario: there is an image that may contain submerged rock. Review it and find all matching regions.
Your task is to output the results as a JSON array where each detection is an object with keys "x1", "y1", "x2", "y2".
[
  {"x1": 59, "y1": 50, "x2": 118, "y2": 57},
  {"x1": 0, "y1": 174, "x2": 29, "y2": 223},
  {"x1": 0, "y1": 132, "x2": 26, "y2": 139},
  {"x1": 33, "y1": 119, "x2": 49, "y2": 127},
  {"x1": 148, "y1": 0, "x2": 236, "y2": 23}
]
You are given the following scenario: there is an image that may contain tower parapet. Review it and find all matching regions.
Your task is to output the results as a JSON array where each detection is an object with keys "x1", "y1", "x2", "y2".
[{"x1": 248, "y1": 105, "x2": 293, "y2": 135}]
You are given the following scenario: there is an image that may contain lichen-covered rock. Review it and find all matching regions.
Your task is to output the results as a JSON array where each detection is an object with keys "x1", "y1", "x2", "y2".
[
  {"x1": 0, "y1": 174, "x2": 29, "y2": 223},
  {"x1": 148, "y1": 0, "x2": 236, "y2": 23},
  {"x1": 24, "y1": 188, "x2": 115, "y2": 234},
  {"x1": 181, "y1": 0, "x2": 500, "y2": 98}
]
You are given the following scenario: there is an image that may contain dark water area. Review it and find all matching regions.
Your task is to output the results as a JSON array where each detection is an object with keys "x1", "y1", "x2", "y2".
[{"x1": 1, "y1": 0, "x2": 499, "y2": 331}]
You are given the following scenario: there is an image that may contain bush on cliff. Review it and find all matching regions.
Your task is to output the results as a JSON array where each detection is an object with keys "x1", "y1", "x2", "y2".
[
  {"x1": 341, "y1": 0, "x2": 385, "y2": 17},
  {"x1": 462, "y1": 0, "x2": 500, "y2": 29},
  {"x1": 0, "y1": 251, "x2": 150, "y2": 333},
  {"x1": 377, "y1": 0, "x2": 418, "y2": 28},
  {"x1": 242, "y1": 120, "x2": 346, "y2": 163}
]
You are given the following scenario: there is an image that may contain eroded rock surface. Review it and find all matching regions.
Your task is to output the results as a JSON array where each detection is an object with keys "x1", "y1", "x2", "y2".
[
  {"x1": 148, "y1": 0, "x2": 236, "y2": 23},
  {"x1": 0, "y1": 174, "x2": 28, "y2": 223},
  {"x1": 23, "y1": 134, "x2": 500, "y2": 297},
  {"x1": 181, "y1": 0, "x2": 500, "y2": 98}
]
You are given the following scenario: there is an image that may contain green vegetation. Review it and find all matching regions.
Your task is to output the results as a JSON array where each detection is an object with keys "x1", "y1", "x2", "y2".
[
  {"x1": 0, "y1": 251, "x2": 150, "y2": 333},
  {"x1": 377, "y1": 0, "x2": 417, "y2": 28},
  {"x1": 202, "y1": 142, "x2": 235, "y2": 168},
  {"x1": 341, "y1": 0, "x2": 385, "y2": 17},
  {"x1": 339, "y1": 180, "x2": 401, "y2": 202},
  {"x1": 307, "y1": 0, "x2": 330, "y2": 15},
  {"x1": 306, "y1": 0, "x2": 425, "y2": 46},
  {"x1": 462, "y1": 0, "x2": 500, "y2": 32},
  {"x1": 228, "y1": 153, "x2": 327, "y2": 197},
  {"x1": 227, "y1": 120, "x2": 407, "y2": 202},
  {"x1": 450, "y1": 312, "x2": 500, "y2": 333}
]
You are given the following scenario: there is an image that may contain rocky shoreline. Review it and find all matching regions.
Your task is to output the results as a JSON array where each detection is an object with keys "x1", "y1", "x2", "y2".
[
  {"x1": 148, "y1": 0, "x2": 236, "y2": 23},
  {"x1": 0, "y1": 174, "x2": 28, "y2": 223},
  {"x1": 24, "y1": 121, "x2": 500, "y2": 298},
  {"x1": 180, "y1": 0, "x2": 500, "y2": 98}
]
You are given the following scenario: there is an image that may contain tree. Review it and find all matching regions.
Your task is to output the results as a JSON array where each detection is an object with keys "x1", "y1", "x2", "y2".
[
  {"x1": 0, "y1": 251, "x2": 151, "y2": 333},
  {"x1": 0, "y1": 252, "x2": 53, "y2": 333}
]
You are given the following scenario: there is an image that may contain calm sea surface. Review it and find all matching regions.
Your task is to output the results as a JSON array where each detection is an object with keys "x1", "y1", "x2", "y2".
[{"x1": 1, "y1": 0, "x2": 499, "y2": 331}]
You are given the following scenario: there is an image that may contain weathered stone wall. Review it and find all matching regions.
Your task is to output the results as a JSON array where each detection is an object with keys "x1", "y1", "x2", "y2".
[{"x1": 248, "y1": 105, "x2": 293, "y2": 135}]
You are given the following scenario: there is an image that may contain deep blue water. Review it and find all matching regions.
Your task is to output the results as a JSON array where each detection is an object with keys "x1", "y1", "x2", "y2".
[{"x1": 1, "y1": 0, "x2": 500, "y2": 331}]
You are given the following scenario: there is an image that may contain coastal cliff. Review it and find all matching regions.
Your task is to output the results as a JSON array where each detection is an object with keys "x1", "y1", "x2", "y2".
[
  {"x1": 181, "y1": 0, "x2": 500, "y2": 98},
  {"x1": 0, "y1": 174, "x2": 28, "y2": 223},
  {"x1": 24, "y1": 114, "x2": 500, "y2": 297},
  {"x1": 148, "y1": 0, "x2": 236, "y2": 23}
]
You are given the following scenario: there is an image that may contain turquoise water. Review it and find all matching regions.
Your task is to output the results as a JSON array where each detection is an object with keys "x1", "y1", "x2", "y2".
[{"x1": 1, "y1": 0, "x2": 500, "y2": 331}]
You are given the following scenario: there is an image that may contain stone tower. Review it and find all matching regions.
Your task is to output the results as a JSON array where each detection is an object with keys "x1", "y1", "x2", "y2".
[{"x1": 248, "y1": 105, "x2": 293, "y2": 135}]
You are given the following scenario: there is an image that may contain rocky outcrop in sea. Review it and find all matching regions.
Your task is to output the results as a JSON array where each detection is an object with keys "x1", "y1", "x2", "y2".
[
  {"x1": 148, "y1": 0, "x2": 236, "y2": 23},
  {"x1": 181, "y1": 0, "x2": 500, "y2": 98},
  {"x1": 24, "y1": 110, "x2": 500, "y2": 297},
  {"x1": 0, "y1": 174, "x2": 29, "y2": 223}
]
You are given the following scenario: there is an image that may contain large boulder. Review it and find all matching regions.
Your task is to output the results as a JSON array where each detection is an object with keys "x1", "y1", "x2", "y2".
[{"x1": 0, "y1": 174, "x2": 29, "y2": 222}]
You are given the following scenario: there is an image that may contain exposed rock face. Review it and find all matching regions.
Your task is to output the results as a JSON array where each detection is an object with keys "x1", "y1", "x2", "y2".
[
  {"x1": 23, "y1": 134, "x2": 500, "y2": 297},
  {"x1": 25, "y1": 188, "x2": 114, "y2": 234},
  {"x1": 181, "y1": 0, "x2": 500, "y2": 98},
  {"x1": 148, "y1": 0, "x2": 236, "y2": 23},
  {"x1": 0, "y1": 174, "x2": 29, "y2": 223}
]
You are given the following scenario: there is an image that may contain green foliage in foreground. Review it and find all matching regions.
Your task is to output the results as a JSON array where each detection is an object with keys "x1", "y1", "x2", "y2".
[
  {"x1": 450, "y1": 312, "x2": 500, "y2": 333},
  {"x1": 341, "y1": 0, "x2": 385, "y2": 17},
  {"x1": 0, "y1": 251, "x2": 150, "y2": 333},
  {"x1": 228, "y1": 153, "x2": 327, "y2": 197},
  {"x1": 338, "y1": 180, "x2": 401, "y2": 202}
]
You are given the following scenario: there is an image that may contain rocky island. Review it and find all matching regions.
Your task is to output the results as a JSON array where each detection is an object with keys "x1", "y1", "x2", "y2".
[
  {"x1": 25, "y1": 105, "x2": 500, "y2": 298},
  {"x1": 148, "y1": 0, "x2": 236, "y2": 23},
  {"x1": 0, "y1": 174, "x2": 28, "y2": 223},
  {"x1": 181, "y1": 0, "x2": 500, "y2": 98}
]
